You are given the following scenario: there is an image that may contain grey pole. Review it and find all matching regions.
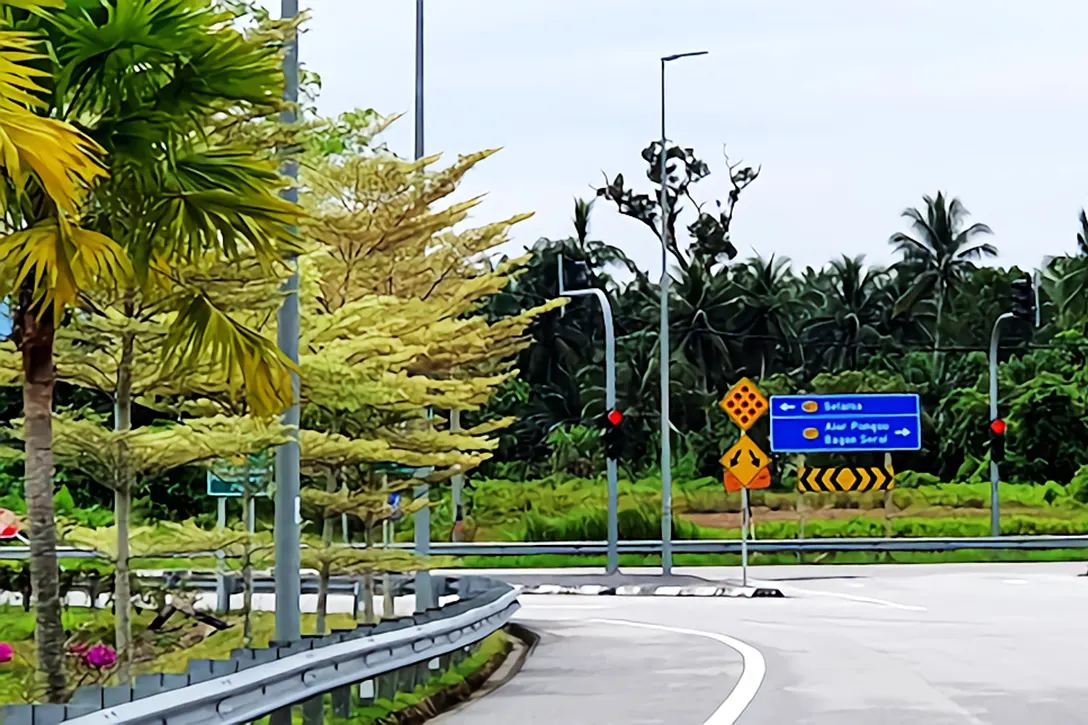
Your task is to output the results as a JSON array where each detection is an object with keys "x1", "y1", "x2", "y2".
[
  {"x1": 658, "y1": 51, "x2": 707, "y2": 576},
  {"x1": 411, "y1": 0, "x2": 435, "y2": 613},
  {"x1": 273, "y1": 0, "x2": 301, "y2": 644},
  {"x1": 215, "y1": 497, "x2": 227, "y2": 613},
  {"x1": 988, "y1": 312, "x2": 1013, "y2": 537},
  {"x1": 741, "y1": 487, "x2": 749, "y2": 586},
  {"x1": 271, "y1": 3, "x2": 301, "y2": 723},
  {"x1": 558, "y1": 255, "x2": 619, "y2": 574}
]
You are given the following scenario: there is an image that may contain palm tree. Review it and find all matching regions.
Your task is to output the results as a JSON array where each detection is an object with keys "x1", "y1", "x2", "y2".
[
  {"x1": 730, "y1": 255, "x2": 802, "y2": 378},
  {"x1": 889, "y1": 192, "x2": 995, "y2": 357},
  {"x1": 0, "y1": 0, "x2": 115, "y2": 701},
  {"x1": 0, "y1": 1, "x2": 302, "y2": 697},
  {"x1": 803, "y1": 255, "x2": 891, "y2": 372}
]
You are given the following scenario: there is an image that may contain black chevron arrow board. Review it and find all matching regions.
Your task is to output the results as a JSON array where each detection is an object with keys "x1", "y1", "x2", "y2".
[{"x1": 797, "y1": 465, "x2": 895, "y2": 493}]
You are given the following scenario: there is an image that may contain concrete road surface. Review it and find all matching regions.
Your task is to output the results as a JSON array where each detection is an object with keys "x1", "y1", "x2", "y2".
[{"x1": 439, "y1": 562, "x2": 1088, "y2": 724}]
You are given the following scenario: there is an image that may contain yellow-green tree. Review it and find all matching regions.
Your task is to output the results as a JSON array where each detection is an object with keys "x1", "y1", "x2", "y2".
[{"x1": 294, "y1": 112, "x2": 562, "y2": 549}]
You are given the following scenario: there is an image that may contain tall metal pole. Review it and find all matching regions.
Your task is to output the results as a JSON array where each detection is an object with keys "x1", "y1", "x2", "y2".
[
  {"x1": 271, "y1": 3, "x2": 301, "y2": 723},
  {"x1": 989, "y1": 312, "x2": 1013, "y2": 537},
  {"x1": 658, "y1": 51, "x2": 706, "y2": 576},
  {"x1": 412, "y1": 0, "x2": 435, "y2": 613},
  {"x1": 658, "y1": 59, "x2": 672, "y2": 576},
  {"x1": 558, "y1": 256, "x2": 618, "y2": 574},
  {"x1": 274, "y1": 0, "x2": 301, "y2": 644}
]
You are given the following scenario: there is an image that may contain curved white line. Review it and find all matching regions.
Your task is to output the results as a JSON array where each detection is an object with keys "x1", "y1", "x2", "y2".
[{"x1": 591, "y1": 618, "x2": 765, "y2": 724}]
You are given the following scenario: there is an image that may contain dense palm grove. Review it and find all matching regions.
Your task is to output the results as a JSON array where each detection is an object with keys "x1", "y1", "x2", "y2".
[{"x1": 478, "y1": 143, "x2": 1088, "y2": 486}]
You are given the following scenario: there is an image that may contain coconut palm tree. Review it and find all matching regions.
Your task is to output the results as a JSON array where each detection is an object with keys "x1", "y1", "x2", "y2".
[
  {"x1": 0, "y1": 0, "x2": 302, "y2": 698},
  {"x1": 730, "y1": 254, "x2": 802, "y2": 378},
  {"x1": 803, "y1": 255, "x2": 892, "y2": 372},
  {"x1": 889, "y1": 192, "x2": 996, "y2": 358}
]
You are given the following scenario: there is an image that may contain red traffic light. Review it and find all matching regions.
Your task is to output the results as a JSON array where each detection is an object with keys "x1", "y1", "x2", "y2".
[
  {"x1": 990, "y1": 419, "x2": 1006, "y2": 435},
  {"x1": 607, "y1": 409, "x2": 624, "y2": 426}
]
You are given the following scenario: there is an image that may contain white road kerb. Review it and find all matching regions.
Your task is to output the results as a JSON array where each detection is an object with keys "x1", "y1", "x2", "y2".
[{"x1": 591, "y1": 618, "x2": 766, "y2": 724}]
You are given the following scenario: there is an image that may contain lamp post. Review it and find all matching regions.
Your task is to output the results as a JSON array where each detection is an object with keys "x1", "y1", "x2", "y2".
[
  {"x1": 659, "y1": 50, "x2": 707, "y2": 576},
  {"x1": 273, "y1": 0, "x2": 301, "y2": 648},
  {"x1": 411, "y1": 0, "x2": 437, "y2": 613},
  {"x1": 271, "y1": 2, "x2": 301, "y2": 723}
]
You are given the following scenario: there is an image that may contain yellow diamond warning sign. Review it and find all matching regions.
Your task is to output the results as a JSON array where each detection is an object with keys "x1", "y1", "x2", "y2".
[
  {"x1": 719, "y1": 436, "x2": 771, "y2": 485},
  {"x1": 719, "y1": 377, "x2": 768, "y2": 430}
]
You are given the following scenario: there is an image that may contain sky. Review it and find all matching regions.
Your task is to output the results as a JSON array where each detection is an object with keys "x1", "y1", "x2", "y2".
[{"x1": 270, "y1": 0, "x2": 1088, "y2": 278}]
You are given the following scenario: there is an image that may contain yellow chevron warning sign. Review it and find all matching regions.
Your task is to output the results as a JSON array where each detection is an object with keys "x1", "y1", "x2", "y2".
[{"x1": 797, "y1": 465, "x2": 895, "y2": 493}]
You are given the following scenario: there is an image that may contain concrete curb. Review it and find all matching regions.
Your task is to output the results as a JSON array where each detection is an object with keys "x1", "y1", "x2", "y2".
[{"x1": 516, "y1": 583, "x2": 784, "y2": 598}]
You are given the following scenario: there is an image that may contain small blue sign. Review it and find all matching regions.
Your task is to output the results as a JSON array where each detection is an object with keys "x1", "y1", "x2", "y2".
[
  {"x1": 387, "y1": 492, "x2": 402, "y2": 508},
  {"x1": 769, "y1": 394, "x2": 922, "y2": 453}
]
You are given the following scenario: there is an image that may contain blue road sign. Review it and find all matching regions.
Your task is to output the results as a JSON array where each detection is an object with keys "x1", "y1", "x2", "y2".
[{"x1": 769, "y1": 393, "x2": 922, "y2": 453}]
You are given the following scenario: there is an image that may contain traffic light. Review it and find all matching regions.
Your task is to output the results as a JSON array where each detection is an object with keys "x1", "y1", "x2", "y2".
[
  {"x1": 603, "y1": 409, "x2": 626, "y2": 460},
  {"x1": 1011, "y1": 273, "x2": 1036, "y2": 323},
  {"x1": 989, "y1": 418, "x2": 1006, "y2": 463},
  {"x1": 563, "y1": 258, "x2": 590, "y2": 290}
]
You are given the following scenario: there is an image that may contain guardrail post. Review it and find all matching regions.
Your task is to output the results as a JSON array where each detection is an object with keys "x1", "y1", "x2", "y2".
[
  {"x1": 331, "y1": 685, "x2": 352, "y2": 718},
  {"x1": 376, "y1": 669, "x2": 398, "y2": 701},
  {"x1": 301, "y1": 694, "x2": 323, "y2": 724}
]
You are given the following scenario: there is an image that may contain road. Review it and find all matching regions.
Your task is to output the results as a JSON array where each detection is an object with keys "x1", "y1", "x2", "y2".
[{"x1": 438, "y1": 562, "x2": 1088, "y2": 724}]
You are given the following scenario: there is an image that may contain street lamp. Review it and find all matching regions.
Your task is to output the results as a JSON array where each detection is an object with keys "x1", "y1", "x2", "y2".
[
  {"x1": 411, "y1": 0, "x2": 438, "y2": 614},
  {"x1": 271, "y1": 2, "x2": 302, "y2": 723},
  {"x1": 659, "y1": 50, "x2": 707, "y2": 576},
  {"x1": 273, "y1": 0, "x2": 301, "y2": 648}
]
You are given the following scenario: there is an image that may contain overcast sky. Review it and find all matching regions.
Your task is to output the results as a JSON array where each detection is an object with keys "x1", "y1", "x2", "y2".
[{"x1": 275, "y1": 1, "x2": 1088, "y2": 277}]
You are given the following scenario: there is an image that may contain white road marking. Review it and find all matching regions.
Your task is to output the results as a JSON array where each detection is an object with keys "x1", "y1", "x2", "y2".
[
  {"x1": 592, "y1": 618, "x2": 765, "y2": 725},
  {"x1": 759, "y1": 582, "x2": 927, "y2": 612},
  {"x1": 518, "y1": 603, "x2": 612, "y2": 610}
]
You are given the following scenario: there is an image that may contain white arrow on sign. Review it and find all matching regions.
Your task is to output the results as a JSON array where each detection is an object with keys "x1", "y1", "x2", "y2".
[
  {"x1": 779, "y1": 402, "x2": 796, "y2": 411},
  {"x1": 895, "y1": 428, "x2": 911, "y2": 436}
]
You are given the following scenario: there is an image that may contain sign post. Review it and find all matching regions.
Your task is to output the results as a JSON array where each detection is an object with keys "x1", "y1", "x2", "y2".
[
  {"x1": 717, "y1": 378, "x2": 771, "y2": 587},
  {"x1": 741, "y1": 488, "x2": 749, "y2": 586}
]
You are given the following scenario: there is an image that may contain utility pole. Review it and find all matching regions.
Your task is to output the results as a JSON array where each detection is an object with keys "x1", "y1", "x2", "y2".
[
  {"x1": 271, "y1": 2, "x2": 301, "y2": 723},
  {"x1": 658, "y1": 51, "x2": 707, "y2": 575},
  {"x1": 558, "y1": 255, "x2": 619, "y2": 574},
  {"x1": 411, "y1": 0, "x2": 435, "y2": 613}
]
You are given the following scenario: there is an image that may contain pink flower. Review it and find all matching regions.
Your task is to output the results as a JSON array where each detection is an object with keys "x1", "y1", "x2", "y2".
[
  {"x1": 67, "y1": 641, "x2": 90, "y2": 656},
  {"x1": 0, "y1": 643, "x2": 13, "y2": 664},
  {"x1": 83, "y1": 644, "x2": 116, "y2": 670}
]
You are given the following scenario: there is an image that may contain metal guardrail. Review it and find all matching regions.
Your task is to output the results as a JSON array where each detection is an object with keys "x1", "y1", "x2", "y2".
[
  {"x1": 0, "y1": 577, "x2": 519, "y2": 725},
  {"x1": 4, "y1": 535, "x2": 1088, "y2": 562},
  {"x1": 403, "y1": 535, "x2": 1088, "y2": 556}
]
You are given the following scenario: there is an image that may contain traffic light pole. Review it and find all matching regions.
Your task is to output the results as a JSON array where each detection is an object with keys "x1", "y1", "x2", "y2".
[
  {"x1": 558, "y1": 255, "x2": 619, "y2": 574},
  {"x1": 989, "y1": 312, "x2": 1014, "y2": 537}
]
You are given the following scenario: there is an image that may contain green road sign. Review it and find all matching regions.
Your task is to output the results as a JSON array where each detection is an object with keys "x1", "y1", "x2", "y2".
[
  {"x1": 372, "y1": 462, "x2": 435, "y2": 477},
  {"x1": 207, "y1": 453, "x2": 271, "y2": 497}
]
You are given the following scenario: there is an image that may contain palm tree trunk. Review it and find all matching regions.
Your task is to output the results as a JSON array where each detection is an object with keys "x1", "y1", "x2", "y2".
[
  {"x1": 114, "y1": 328, "x2": 134, "y2": 683},
  {"x1": 20, "y1": 310, "x2": 66, "y2": 702}
]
